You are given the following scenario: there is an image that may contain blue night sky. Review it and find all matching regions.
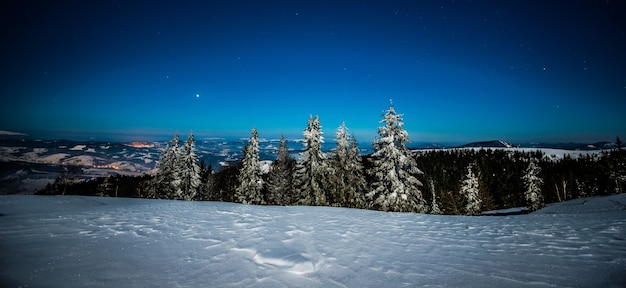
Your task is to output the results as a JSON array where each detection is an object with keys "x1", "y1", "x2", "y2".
[{"x1": 1, "y1": 0, "x2": 625, "y2": 143}]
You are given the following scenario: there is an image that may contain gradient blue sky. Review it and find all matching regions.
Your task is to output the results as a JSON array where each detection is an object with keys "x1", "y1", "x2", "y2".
[{"x1": 1, "y1": 0, "x2": 625, "y2": 143}]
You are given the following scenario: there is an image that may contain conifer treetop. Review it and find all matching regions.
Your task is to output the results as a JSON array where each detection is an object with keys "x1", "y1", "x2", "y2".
[{"x1": 374, "y1": 101, "x2": 411, "y2": 156}]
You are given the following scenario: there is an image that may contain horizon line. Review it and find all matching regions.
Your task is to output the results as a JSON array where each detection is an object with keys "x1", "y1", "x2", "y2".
[{"x1": 1, "y1": 129, "x2": 621, "y2": 147}]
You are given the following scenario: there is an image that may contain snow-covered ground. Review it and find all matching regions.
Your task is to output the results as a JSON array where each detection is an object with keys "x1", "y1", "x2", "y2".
[{"x1": 1, "y1": 195, "x2": 625, "y2": 287}]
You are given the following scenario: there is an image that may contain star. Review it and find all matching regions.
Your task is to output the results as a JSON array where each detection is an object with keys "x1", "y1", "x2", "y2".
[{"x1": 196, "y1": 94, "x2": 200, "y2": 98}]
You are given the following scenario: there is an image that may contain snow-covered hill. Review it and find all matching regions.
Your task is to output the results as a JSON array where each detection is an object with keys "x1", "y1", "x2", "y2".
[
  {"x1": 0, "y1": 138, "x2": 375, "y2": 194},
  {"x1": 1, "y1": 194, "x2": 625, "y2": 287},
  {"x1": 458, "y1": 139, "x2": 513, "y2": 148}
]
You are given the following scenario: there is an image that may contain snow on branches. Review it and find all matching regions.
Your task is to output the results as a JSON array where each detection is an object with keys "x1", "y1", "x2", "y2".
[
  {"x1": 236, "y1": 128, "x2": 265, "y2": 205},
  {"x1": 367, "y1": 102, "x2": 426, "y2": 213},
  {"x1": 293, "y1": 115, "x2": 329, "y2": 206},
  {"x1": 460, "y1": 163, "x2": 481, "y2": 215},
  {"x1": 523, "y1": 158, "x2": 544, "y2": 211}
]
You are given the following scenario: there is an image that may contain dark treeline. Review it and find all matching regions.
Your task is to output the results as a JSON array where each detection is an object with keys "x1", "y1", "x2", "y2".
[
  {"x1": 36, "y1": 145, "x2": 626, "y2": 215},
  {"x1": 415, "y1": 148, "x2": 624, "y2": 214},
  {"x1": 37, "y1": 104, "x2": 626, "y2": 215}
]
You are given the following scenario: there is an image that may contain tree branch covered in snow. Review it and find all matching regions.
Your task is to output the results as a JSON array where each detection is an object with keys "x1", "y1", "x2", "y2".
[
  {"x1": 236, "y1": 128, "x2": 265, "y2": 205},
  {"x1": 367, "y1": 102, "x2": 426, "y2": 213},
  {"x1": 293, "y1": 116, "x2": 329, "y2": 206},
  {"x1": 460, "y1": 163, "x2": 481, "y2": 215},
  {"x1": 523, "y1": 158, "x2": 544, "y2": 211}
]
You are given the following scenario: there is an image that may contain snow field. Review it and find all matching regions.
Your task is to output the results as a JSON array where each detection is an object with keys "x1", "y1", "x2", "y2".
[{"x1": 0, "y1": 194, "x2": 625, "y2": 287}]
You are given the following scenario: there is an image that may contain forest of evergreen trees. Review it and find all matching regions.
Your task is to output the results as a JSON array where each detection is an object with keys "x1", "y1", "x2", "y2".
[{"x1": 37, "y1": 103, "x2": 626, "y2": 215}]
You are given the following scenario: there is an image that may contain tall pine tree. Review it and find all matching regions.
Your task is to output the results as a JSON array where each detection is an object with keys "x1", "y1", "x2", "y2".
[
  {"x1": 235, "y1": 128, "x2": 265, "y2": 204},
  {"x1": 266, "y1": 134, "x2": 295, "y2": 205},
  {"x1": 328, "y1": 122, "x2": 367, "y2": 208},
  {"x1": 293, "y1": 115, "x2": 329, "y2": 206},
  {"x1": 179, "y1": 132, "x2": 202, "y2": 201},
  {"x1": 522, "y1": 158, "x2": 544, "y2": 211},
  {"x1": 367, "y1": 102, "x2": 426, "y2": 212},
  {"x1": 152, "y1": 133, "x2": 182, "y2": 199},
  {"x1": 460, "y1": 163, "x2": 481, "y2": 215}
]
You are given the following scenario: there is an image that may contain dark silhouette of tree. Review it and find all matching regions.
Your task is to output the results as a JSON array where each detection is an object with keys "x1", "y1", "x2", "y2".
[{"x1": 266, "y1": 134, "x2": 295, "y2": 205}]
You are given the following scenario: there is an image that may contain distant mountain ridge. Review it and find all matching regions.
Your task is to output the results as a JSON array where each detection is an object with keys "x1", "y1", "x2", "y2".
[
  {"x1": 448, "y1": 140, "x2": 615, "y2": 151},
  {"x1": 519, "y1": 141, "x2": 615, "y2": 151},
  {"x1": 456, "y1": 140, "x2": 513, "y2": 149}
]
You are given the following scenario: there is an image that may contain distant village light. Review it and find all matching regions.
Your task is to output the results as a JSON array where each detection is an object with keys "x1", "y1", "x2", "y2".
[{"x1": 93, "y1": 164, "x2": 120, "y2": 170}]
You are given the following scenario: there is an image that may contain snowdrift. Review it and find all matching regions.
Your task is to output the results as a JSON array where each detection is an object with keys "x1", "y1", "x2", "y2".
[{"x1": 1, "y1": 194, "x2": 625, "y2": 287}]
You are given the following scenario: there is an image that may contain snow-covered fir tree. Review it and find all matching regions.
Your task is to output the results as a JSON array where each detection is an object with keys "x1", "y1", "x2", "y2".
[
  {"x1": 328, "y1": 122, "x2": 366, "y2": 208},
  {"x1": 266, "y1": 134, "x2": 295, "y2": 205},
  {"x1": 235, "y1": 128, "x2": 265, "y2": 205},
  {"x1": 367, "y1": 102, "x2": 426, "y2": 213},
  {"x1": 429, "y1": 178, "x2": 443, "y2": 214},
  {"x1": 293, "y1": 115, "x2": 329, "y2": 206},
  {"x1": 460, "y1": 163, "x2": 481, "y2": 215},
  {"x1": 179, "y1": 132, "x2": 202, "y2": 201},
  {"x1": 152, "y1": 133, "x2": 183, "y2": 199},
  {"x1": 522, "y1": 158, "x2": 544, "y2": 211}
]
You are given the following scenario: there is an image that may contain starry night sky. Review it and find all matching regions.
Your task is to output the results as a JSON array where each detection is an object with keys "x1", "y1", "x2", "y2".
[{"x1": 1, "y1": 0, "x2": 625, "y2": 143}]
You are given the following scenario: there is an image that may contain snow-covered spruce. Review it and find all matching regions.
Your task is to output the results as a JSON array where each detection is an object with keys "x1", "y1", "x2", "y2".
[
  {"x1": 148, "y1": 132, "x2": 201, "y2": 201},
  {"x1": 293, "y1": 115, "x2": 330, "y2": 206},
  {"x1": 235, "y1": 128, "x2": 265, "y2": 205},
  {"x1": 179, "y1": 132, "x2": 202, "y2": 201},
  {"x1": 327, "y1": 122, "x2": 367, "y2": 208},
  {"x1": 151, "y1": 133, "x2": 183, "y2": 199},
  {"x1": 460, "y1": 163, "x2": 481, "y2": 215},
  {"x1": 367, "y1": 102, "x2": 426, "y2": 213},
  {"x1": 522, "y1": 158, "x2": 544, "y2": 211}
]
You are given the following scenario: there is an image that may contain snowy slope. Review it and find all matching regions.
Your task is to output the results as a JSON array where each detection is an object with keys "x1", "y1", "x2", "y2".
[{"x1": 1, "y1": 195, "x2": 625, "y2": 287}]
